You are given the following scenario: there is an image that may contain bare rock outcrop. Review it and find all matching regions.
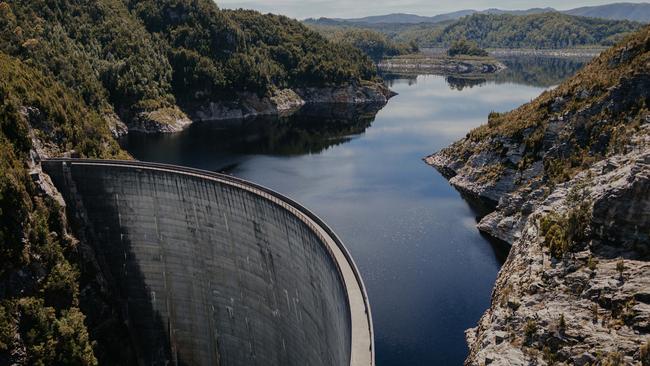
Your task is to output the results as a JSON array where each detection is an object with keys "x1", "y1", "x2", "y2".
[
  {"x1": 426, "y1": 26, "x2": 650, "y2": 365},
  {"x1": 190, "y1": 82, "x2": 394, "y2": 124},
  {"x1": 464, "y1": 151, "x2": 649, "y2": 366}
]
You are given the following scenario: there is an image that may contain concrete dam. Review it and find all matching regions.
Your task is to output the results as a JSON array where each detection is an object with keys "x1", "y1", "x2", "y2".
[{"x1": 42, "y1": 159, "x2": 373, "y2": 366}]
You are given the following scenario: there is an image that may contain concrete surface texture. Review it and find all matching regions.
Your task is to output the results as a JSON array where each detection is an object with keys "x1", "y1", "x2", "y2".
[{"x1": 42, "y1": 159, "x2": 373, "y2": 366}]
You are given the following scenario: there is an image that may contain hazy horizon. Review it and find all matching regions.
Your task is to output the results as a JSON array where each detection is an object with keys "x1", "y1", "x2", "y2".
[{"x1": 216, "y1": 0, "x2": 649, "y2": 19}]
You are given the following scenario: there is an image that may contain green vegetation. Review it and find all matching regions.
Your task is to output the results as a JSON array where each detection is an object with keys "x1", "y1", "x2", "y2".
[
  {"x1": 0, "y1": 2, "x2": 383, "y2": 361},
  {"x1": 0, "y1": 0, "x2": 378, "y2": 127},
  {"x1": 0, "y1": 53, "x2": 126, "y2": 364},
  {"x1": 460, "y1": 25, "x2": 650, "y2": 187},
  {"x1": 616, "y1": 259, "x2": 626, "y2": 277},
  {"x1": 539, "y1": 199, "x2": 591, "y2": 259},
  {"x1": 524, "y1": 319, "x2": 537, "y2": 344},
  {"x1": 306, "y1": 12, "x2": 643, "y2": 49},
  {"x1": 447, "y1": 39, "x2": 488, "y2": 57},
  {"x1": 587, "y1": 255, "x2": 598, "y2": 271},
  {"x1": 599, "y1": 351, "x2": 624, "y2": 366},
  {"x1": 475, "y1": 164, "x2": 505, "y2": 185},
  {"x1": 304, "y1": 17, "x2": 453, "y2": 44},
  {"x1": 327, "y1": 29, "x2": 418, "y2": 60},
  {"x1": 640, "y1": 340, "x2": 650, "y2": 366},
  {"x1": 431, "y1": 13, "x2": 643, "y2": 48}
]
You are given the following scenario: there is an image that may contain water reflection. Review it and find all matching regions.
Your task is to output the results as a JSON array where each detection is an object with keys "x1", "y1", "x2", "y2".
[
  {"x1": 382, "y1": 56, "x2": 589, "y2": 89},
  {"x1": 121, "y1": 103, "x2": 384, "y2": 171},
  {"x1": 445, "y1": 76, "x2": 488, "y2": 91},
  {"x1": 494, "y1": 56, "x2": 589, "y2": 87},
  {"x1": 383, "y1": 73, "x2": 419, "y2": 87},
  {"x1": 122, "y1": 61, "x2": 576, "y2": 365}
]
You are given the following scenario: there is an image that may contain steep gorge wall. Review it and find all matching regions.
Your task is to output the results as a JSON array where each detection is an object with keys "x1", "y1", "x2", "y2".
[
  {"x1": 42, "y1": 159, "x2": 372, "y2": 366},
  {"x1": 426, "y1": 26, "x2": 650, "y2": 365}
]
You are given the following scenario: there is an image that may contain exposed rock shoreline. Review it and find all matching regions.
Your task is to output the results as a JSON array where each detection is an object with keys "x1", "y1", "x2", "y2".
[
  {"x1": 425, "y1": 26, "x2": 650, "y2": 365},
  {"x1": 378, "y1": 55, "x2": 506, "y2": 76},
  {"x1": 126, "y1": 81, "x2": 395, "y2": 134},
  {"x1": 488, "y1": 48, "x2": 605, "y2": 59}
]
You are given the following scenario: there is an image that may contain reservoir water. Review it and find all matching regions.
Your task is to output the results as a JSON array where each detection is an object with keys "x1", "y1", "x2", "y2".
[{"x1": 122, "y1": 57, "x2": 585, "y2": 365}]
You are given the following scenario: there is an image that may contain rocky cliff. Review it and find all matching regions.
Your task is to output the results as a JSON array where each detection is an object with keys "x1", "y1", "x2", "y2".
[
  {"x1": 179, "y1": 81, "x2": 394, "y2": 130},
  {"x1": 426, "y1": 26, "x2": 650, "y2": 365}
]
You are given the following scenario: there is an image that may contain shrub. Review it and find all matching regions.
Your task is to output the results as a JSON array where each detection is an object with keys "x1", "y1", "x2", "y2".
[
  {"x1": 601, "y1": 351, "x2": 624, "y2": 366},
  {"x1": 616, "y1": 259, "x2": 625, "y2": 277},
  {"x1": 330, "y1": 29, "x2": 414, "y2": 60},
  {"x1": 539, "y1": 199, "x2": 591, "y2": 259},
  {"x1": 524, "y1": 319, "x2": 537, "y2": 343},
  {"x1": 587, "y1": 255, "x2": 598, "y2": 271},
  {"x1": 447, "y1": 39, "x2": 489, "y2": 57},
  {"x1": 640, "y1": 340, "x2": 650, "y2": 366}
]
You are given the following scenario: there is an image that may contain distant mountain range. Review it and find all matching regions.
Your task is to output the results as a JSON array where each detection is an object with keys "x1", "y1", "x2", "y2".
[
  {"x1": 563, "y1": 2, "x2": 650, "y2": 22},
  {"x1": 312, "y1": 2, "x2": 650, "y2": 24}
]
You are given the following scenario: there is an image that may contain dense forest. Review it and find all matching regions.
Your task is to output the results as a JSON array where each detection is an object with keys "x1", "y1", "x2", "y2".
[
  {"x1": 0, "y1": 0, "x2": 377, "y2": 129},
  {"x1": 311, "y1": 27, "x2": 418, "y2": 60},
  {"x1": 447, "y1": 39, "x2": 488, "y2": 57},
  {"x1": 432, "y1": 12, "x2": 643, "y2": 48},
  {"x1": 306, "y1": 12, "x2": 644, "y2": 49},
  {"x1": 0, "y1": 52, "x2": 128, "y2": 365},
  {"x1": 305, "y1": 18, "x2": 453, "y2": 46}
]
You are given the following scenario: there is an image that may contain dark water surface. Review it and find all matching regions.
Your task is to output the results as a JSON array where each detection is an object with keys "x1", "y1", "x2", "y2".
[{"x1": 122, "y1": 61, "x2": 578, "y2": 365}]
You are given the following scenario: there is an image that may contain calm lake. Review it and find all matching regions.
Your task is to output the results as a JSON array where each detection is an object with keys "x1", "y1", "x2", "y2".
[{"x1": 121, "y1": 57, "x2": 586, "y2": 365}]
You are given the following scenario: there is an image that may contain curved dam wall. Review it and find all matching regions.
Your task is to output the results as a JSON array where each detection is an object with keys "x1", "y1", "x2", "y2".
[{"x1": 42, "y1": 159, "x2": 373, "y2": 366}]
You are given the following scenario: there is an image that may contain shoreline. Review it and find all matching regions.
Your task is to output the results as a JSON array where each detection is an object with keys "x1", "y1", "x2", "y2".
[
  {"x1": 128, "y1": 81, "x2": 396, "y2": 134},
  {"x1": 488, "y1": 47, "x2": 605, "y2": 58},
  {"x1": 378, "y1": 54, "x2": 506, "y2": 76},
  {"x1": 419, "y1": 46, "x2": 606, "y2": 58}
]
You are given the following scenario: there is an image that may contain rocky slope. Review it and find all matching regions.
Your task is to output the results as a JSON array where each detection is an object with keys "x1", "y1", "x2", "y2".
[
  {"x1": 183, "y1": 81, "x2": 394, "y2": 127},
  {"x1": 0, "y1": 1, "x2": 387, "y2": 135},
  {"x1": 426, "y1": 26, "x2": 650, "y2": 365}
]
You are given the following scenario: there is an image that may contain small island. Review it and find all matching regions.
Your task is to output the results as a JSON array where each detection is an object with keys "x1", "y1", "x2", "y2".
[{"x1": 378, "y1": 39, "x2": 505, "y2": 76}]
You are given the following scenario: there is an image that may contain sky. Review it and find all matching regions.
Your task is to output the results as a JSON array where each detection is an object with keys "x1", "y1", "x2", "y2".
[{"x1": 216, "y1": 0, "x2": 648, "y2": 19}]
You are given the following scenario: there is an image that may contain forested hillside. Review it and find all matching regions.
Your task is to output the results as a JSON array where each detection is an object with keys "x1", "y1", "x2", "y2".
[
  {"x1": 0, "y1": 52, "x2": 133, "y2": 365},
  {"x1": 432, "y1": 12, "x2": 642, "y2": 48},
  {"x1": 306, "y1": 11, "x2": 644, "y2": 49},
  {"x1": 309, "y1": 27, "x2": 418, "y2": 60},
  {"x1": 0, "y1": 0, "x2": 378, "y2": 131}
]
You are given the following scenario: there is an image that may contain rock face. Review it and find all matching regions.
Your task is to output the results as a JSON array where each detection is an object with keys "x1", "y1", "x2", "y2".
[
  {"x1": 129, "y1": 82, "x2": 394, "y2": 134},
  {"x1": 127, "y1": 107, "x2": 192, "y2": 134},
  {"x1": 426, "y1": 26, "x2": 650, "y2": 365},
  {"x1": 144, "y1": 81, "x2": 395, "y2": 134},
  {"x1": 294, "y1": 80, "x2": 396, "y2": 104},
  {"x1": 188, "y1": 88, "x2": 305, "y2": 122}
]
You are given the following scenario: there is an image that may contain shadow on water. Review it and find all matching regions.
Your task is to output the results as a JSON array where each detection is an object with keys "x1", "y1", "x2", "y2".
[
  {"x1": 121, "y1": 103, "x2": 384, "y2": 172},
  {"x1": 454, "y1": 186, "x2": 511, "y2": 265}
]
